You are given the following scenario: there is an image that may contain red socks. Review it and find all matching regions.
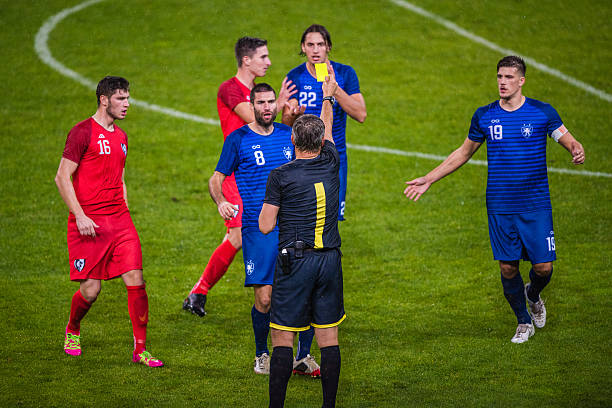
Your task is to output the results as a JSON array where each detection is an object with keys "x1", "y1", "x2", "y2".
[
  {"x1": 126, "y1": 284, "x2": 148, "y2": 354},
  {"x1": 191, "y1": 239, "x2": 239, "y2": 295},
  {"x1": 66, "y1": 290, "x2": 92, "y2": 335}
]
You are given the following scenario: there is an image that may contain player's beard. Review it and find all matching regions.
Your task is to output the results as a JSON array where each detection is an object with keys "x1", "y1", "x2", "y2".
[
  {"x1": 254, "y1": 108, "x2": 277, "y2": 130},
  {"x1": 106, "y1": 105, "x2": 124, "y2": 121}
]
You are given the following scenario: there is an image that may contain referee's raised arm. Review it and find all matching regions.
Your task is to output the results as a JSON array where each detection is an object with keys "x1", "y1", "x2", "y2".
[{"x1": 321, "y1": 61, "x2": 337, "y2": 144}]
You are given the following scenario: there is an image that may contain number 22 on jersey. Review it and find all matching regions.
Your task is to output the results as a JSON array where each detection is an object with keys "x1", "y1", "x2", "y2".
[{"x1": 299, "y1": 91, "x2": 317, "y2": 108}]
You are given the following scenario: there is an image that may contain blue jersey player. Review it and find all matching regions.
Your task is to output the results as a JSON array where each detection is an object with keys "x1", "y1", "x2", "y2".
[
  {"x1": 404, "y1": 56, "x2": 585, "y2": 344},
  {"x1": 282, "y1": 24, "x2": 367, "y2": 221},
  {"x1": 209, "y1": 83, "x2": 319, "y2": 375}
]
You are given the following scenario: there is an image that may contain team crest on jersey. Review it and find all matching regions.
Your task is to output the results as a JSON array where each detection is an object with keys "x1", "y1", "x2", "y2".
[
  {"x1": 521, "y1": 124, "x2": 533, "y2": 138},
  {"x1": 121, "y1": 143, "x2": 127, "y2": 156},
  {"x1": 98, "y1": 134, "x2": 105, "y2": 139},
  {"x1": 246, "y1": 260, "x2": 255, "y2": 275},
  {"x1": 74, "y1": 259, "x2": 85, "y2": 272},
  {"x1": 283, "y1": 146, "x2": 293, "y2": 160}
]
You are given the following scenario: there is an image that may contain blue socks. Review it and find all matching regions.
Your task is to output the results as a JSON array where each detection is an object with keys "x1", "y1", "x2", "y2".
[
  {"x1": 527, "y1": 267, "x2": 553, "y2": 303},
  {"x1": 501, "y1": 272, "x2": 531, "y2": 324},
  {"x1": 296, "y1": 327, "x2": 315, "y2": 360},
  {"x1": 251, "y1": 305, "x2": 270, "y2": 357}
]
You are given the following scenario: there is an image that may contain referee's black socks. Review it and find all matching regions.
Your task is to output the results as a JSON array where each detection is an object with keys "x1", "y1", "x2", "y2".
[
  {"x1": 269, "y1": 346, "x2": 293, "y2": 408},
  {"x1": 321, "y1": 345, "x2": 341, "y2": 408}
]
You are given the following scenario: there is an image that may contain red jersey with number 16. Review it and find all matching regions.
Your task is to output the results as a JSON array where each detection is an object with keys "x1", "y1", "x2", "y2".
[
  {"x1": 62, "y1": 118, "x2": 128, "y2": 216},
  {"x1": 217, "y1": 76, "x2": 251, "y2": 138}
]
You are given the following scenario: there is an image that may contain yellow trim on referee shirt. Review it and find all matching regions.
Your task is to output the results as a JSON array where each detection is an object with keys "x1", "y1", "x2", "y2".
[
  {"x1": 270, "y1": 322, "x2": 311, "y2": 332},
  {"x1": 314, "y1": 182, "x2": 326, "y2": 249},
  {"x1": 311, "y1": 314, "x2": 346, "y2": 329}
]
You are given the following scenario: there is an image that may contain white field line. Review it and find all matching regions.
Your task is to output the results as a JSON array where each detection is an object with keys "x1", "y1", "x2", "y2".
[
  {"x1": 347, "y1": 144, "x2": 612, "y2": 178},
  {"x1": 33, "y1": 0, "x2": 218, "y2": 126},
  {"x1": 34, "y1": 0, "x2": 612, "y2": 179},
  {"x1": 390, "y1": 0, "x2": 612, "y2": 103}
]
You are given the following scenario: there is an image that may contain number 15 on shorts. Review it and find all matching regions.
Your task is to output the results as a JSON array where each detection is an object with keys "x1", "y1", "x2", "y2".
[{"x1": 546, "y1": 236, "x2": 555, "y2": 251}]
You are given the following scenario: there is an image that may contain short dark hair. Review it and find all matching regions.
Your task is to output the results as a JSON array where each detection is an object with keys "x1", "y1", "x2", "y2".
[
  {"x1": 292, "y1": 114, "x2": 325, "y2": 153},
  {"x1": 235, "y1": 36, "x2": 267, "y2": 67},
  {"x1": 497, "y1": 55, "x2": 526, "y2": 77},
  {"x1": 96, "y1": 76, "x2": 129, "y2": 106},
  {"x1": 299, "y1": 24, "x2": 332, "y2": 56},
  {"x1": 250, "y1": 83, "x2": 275, "y2": 103}
]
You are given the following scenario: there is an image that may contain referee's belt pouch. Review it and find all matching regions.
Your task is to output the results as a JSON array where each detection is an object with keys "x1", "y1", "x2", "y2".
[{"x1": 280, "y1": 248, "x2": 291, "y2": 275}]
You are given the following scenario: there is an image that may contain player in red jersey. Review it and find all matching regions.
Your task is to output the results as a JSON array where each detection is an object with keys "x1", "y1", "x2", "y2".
[
  {"x1": 55, "y1": 76, "x2": 163, "y2": 367},
  {"x1": 183, "y1": 37, "x2": 297, "y2": 316}
]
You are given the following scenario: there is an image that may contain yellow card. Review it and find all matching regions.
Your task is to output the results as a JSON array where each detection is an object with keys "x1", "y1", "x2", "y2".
[{"x1": 315, "y1": 63, "x2": 328, "y2": 82}]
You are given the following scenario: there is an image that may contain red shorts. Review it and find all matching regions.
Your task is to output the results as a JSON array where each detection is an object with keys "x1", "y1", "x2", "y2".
[
  {"x1": 222, "y1": 173, "x2": 243, "y2": 229},
  {"x1": 67, "y1": 209, "x2": 142, "y2": 281}
]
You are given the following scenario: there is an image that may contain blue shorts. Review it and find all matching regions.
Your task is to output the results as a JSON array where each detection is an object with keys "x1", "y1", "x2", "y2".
[
  {"x1": 271, "y1": 248, "x2": 345, "y2": 331},
  {"x1": 487, "y1": 210, "x2": 556, "y2": 264},
  {"x1": 338, "y1": 152, "x2": 347, "y2": 221},
  {"x1": 241, "y1": 226, "x2": 277, "y2": 286}
]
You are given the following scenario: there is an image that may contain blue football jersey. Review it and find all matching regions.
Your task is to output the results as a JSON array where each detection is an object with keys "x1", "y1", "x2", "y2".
[
  {"x1": 286, "y1": 61, "x2": 360, "y2": 155},
  {"x1": 216, "y1": 123, "x2": 294, "y2": 227},
  {"x1": 468, "y1": 97, "x2": 563, "y2": 214}
]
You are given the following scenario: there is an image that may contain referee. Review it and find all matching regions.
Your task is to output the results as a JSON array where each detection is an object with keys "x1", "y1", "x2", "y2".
[{"x1": 260, "y1": 63, "x2": 344, "y2": 408}]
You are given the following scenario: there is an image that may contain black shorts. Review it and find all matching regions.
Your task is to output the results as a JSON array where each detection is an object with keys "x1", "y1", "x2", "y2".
[{"x1": 270, "y1": 248, "x2": 346, "y2": 332}]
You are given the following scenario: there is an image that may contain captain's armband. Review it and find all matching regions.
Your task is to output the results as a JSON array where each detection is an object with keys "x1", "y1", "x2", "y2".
[{"x1": 550, "y1": 125, "x2": 568, "y2": 142}]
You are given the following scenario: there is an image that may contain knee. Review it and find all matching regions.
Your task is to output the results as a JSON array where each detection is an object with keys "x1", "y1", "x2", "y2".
[
  {"x1": 80, "y1": 286, "x2": 100, "y2": 303},
  {"x1": 500, "y1": 263, "x2": 519, "y2": 279},
  {"x1": 122, "y1": 269, "x2": 144, "y2": 286},
  {"x1": 227, "y1": 229, "x2": 242, "y2": 250},
  {"x1": 532, "y1": 263, "x2": 553, "y2": 277},
  {"x1": 255, "y1": 295, "x2": 271, "y2": 312}
]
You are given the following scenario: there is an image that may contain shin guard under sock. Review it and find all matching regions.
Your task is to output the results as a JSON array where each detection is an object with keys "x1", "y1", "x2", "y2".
[
  {"x1": 191, "y1": 239, "x2": 238, "y2": 295},
  {"x1": 527, "y1": 267, "x2": 553, "y2": 302},
  {"x1": 269, "y1": 346, "x2": 293, "y2": 408},
  {"x1": 252, "y1": 305, "x2": 270, "y2": 356},
  {"x1": 67, "y1": 290, "x2": 92, "y2": 334},
  {"x1": 127, "y1": 284, "x2": 149, "y2": 354},
  {"x1": 320, "y1": 345, "x2": 341, "y2": 408},
  {"x1": 501, "y1": 273, "x2": 531, "y2": 324}
]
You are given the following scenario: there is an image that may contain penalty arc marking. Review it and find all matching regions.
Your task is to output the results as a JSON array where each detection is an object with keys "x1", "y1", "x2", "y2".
[{"x1": 34, "y1": 0, "x2": 612, "y2": 179}]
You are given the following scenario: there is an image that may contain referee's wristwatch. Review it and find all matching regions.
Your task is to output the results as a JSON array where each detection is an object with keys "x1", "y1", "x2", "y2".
[{"x1": 322, "y1": 96, "x2": 336, "y2": 106}]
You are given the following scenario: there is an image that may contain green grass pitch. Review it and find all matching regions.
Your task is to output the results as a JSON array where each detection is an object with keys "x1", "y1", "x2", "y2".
[{"x1": 1, "y1": 0, "x2": 610, "y2": 406}]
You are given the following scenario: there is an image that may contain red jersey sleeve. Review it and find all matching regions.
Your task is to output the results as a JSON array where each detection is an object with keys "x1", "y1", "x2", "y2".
[
  {"x1": 62, "y1": 120, "x2": 91, "y2": 164},
  {"x1": 218, "y1": 80, "x2": 247, "y2": 111}
]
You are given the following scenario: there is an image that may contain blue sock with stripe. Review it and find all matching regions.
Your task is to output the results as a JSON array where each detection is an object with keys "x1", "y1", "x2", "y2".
[
  {"x1": 501, "y1": 272, "x2": 531, "y2": 324},
  {"x1": 251, "y1": 305, "x2": 270, "y2": 356},
  {"x1": 296, "y1": 327, "x2": 315, "y2": 360}
]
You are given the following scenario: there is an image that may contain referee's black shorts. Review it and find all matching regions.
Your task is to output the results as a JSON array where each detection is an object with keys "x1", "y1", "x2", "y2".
[{"x1": 270, "y1": 248, "x2": 345, "y2": 332}]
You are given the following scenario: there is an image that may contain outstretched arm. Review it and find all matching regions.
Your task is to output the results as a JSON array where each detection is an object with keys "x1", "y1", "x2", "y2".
[
  {"x1": 404, "y1": 137, "x2": 482, "y2": 201},
  {"x1": 558, "y1": 131, "x2": 585, "y2": 165}
]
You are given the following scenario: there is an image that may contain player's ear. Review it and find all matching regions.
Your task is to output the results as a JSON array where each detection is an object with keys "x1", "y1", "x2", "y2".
[
  {"x1": 99, "y1": 94, "x2": 108, "y2": 107},
  {"x1": 519, "y1": 76, "x2": 525, "y2": 87}
]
